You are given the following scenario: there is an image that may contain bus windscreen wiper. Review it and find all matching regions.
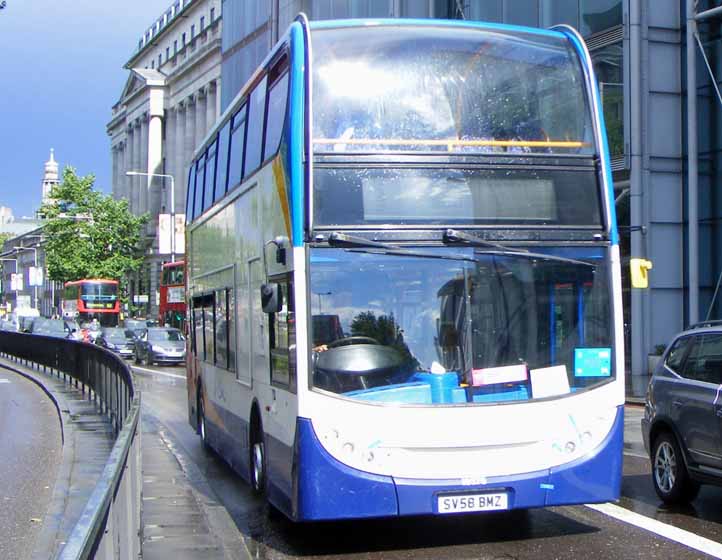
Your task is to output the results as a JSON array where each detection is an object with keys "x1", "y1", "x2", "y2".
[
  {"x1": 443, "y1": 228, "x2": 527, "y2": 252},
  {"x1": 327, "y1": 231, "x2": 399, "y2": 249},
  {"x1": 443, "y1": 228, "x2": 593, "y2": 267},
  {"x1": 326, "y1": 231, "x2": 473, "y2": 262}
]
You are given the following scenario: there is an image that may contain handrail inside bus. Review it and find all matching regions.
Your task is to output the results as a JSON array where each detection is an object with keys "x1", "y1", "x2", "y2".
[{"x1": 312, "y1": 137, "x2": 590, "y2": 150}]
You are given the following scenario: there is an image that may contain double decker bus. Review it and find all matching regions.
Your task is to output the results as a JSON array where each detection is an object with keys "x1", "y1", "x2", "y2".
[
  {"x1": 159, "y1": 260, "x2": 186, "y2": 329},
  {"x1": 62, "y1": 279, "x2": 120, "y2": 327},
  {"x1": 185, "y1": 17, "x2": 623, "y2": 521}
]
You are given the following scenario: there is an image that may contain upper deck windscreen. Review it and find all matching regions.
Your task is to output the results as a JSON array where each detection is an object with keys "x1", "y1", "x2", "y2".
[{"x1": 311, "y1": 25, "x2": 595, "y2": 155}]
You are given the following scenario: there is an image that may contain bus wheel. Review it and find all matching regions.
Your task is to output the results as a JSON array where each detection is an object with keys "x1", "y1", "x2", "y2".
[
  {"x1": 252, "y1": 439, "x2": 266, "y2": 494},
  {"x1": 250, "y1": 410, "x2": 266, "y2": 495},
  {"x1": 198, "y1": 391, "x2": 211, "y2": 451}
]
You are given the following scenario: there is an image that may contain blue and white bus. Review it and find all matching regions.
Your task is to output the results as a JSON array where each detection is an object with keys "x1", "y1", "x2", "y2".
[{"x1": 185, "y1": 16, "x2": 624, "y2": 521}]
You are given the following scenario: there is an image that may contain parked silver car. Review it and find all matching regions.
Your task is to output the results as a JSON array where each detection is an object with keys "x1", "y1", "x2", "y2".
[
  {"x1": 642, "y1": 321, "x2": 722, "y2": 503},
  {"x1": 134, "y1": 327, "x2": 186, "y2": 366}
]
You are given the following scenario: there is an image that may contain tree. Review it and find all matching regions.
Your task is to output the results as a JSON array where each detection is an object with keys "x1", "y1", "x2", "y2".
[
  {"x1": 0, "y1": 232, "x2": 12, "y2": 249},
  {"x1": 39, "y1": 167, "x2": 148, "y2": 284}
]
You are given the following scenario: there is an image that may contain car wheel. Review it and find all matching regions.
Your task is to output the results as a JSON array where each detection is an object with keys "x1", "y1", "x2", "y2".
[{"x1": 652, "y1": 431, "x2": 700, "y2": 504}]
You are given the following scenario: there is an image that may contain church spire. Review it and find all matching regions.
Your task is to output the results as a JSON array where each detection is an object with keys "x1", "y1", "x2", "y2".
[{"x1": 42, "y1": 148, "x2": 59, "y2": 205}]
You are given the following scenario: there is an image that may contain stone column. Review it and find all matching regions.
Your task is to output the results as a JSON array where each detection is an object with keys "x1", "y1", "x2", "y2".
[
  {"x1": 195, "y1": 90, "x2": 206, "y2": 151},
  {"x1": 206, "y1": 82, "x2": 217, "y2": 134},
  {"x1": 175, "y1": 103, "x2": 186, "y2": 215},
  {"x1": 139, "y1": 114, "x2": 149, "y2": 216},
  {"x1": 185, "y1": 96, "x2": 196, "y2": 190},
  {"x1": 111, "y1": 145, "x2": 119, "y2": 199},
  {"x1": 133, "y1": 120, "x2": 142, "y2": 214},
  {"x1": 126, "y1": 126, "x2": 135, "y2": 212}
]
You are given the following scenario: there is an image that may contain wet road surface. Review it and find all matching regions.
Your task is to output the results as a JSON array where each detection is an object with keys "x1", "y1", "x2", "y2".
[
  {"x1": 0, "y1": 369, "x2": 62, "y2": 560},
  {"x1": 134, "y1": 364, "x2": 722, "y2": 559}
]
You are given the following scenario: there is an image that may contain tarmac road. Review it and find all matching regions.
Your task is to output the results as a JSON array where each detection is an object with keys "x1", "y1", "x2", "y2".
[
  {"x1": 0, "y1": 369, "x2": 62, "y2": 560},
  {"x1": 134, "y1": 363, "x2": 722, "y2": 560}
]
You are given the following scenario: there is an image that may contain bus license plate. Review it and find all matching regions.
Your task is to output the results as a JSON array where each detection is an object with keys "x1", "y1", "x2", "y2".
[{"x1": 437, "y1": 492, "x2": 508, "y2": 514}]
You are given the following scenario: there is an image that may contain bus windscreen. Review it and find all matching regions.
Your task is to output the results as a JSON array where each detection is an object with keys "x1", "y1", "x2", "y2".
[{"x1": 312, "y1": 26, "x2": 594, "y2": 155}]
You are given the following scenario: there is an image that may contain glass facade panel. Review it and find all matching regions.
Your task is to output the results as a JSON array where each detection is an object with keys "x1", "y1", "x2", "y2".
[
  {"x1": 466, "y1": 0, "x2": 502, "y2": 22},
  {"x1": 400, "y1": 0, "x2": 430, "y2": 18},
  {"x1": 221, "y1": 31, "x2": 269, "y2": 111},
  {"x1": 245, "y1": 76, "x2": 267, "y2": 175},
  {"x1": 351, "y1": 0, "x2": 389, "y2": 17},
  {"x1": 591, "y1": 43, "x2": 624, "y2": 158},
  {"x1": 581, "y1": 0, "x2": 622, "y2": 36},
  {"x1": 541, "y1": 0, "x2": 580, "y2": 29},
  {"x1": 503, "y1": 0, "x2": 539, "y2": 27}
]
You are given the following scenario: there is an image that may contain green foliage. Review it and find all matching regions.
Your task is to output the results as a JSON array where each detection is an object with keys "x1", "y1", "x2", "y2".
[
  {"x1": 0, "y1": 232, "x2": 12, "y2": 249},
  {"x1": 39, "y1": 167, "x2": 148, "y2": 285},
  {"x1": 350, "y1": 310, "x2": 418, "y2": 367}
]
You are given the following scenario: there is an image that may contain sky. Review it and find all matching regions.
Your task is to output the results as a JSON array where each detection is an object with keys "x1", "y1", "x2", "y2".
[{"x1": 0, "y1": 0, "x2": 174, "y2": 218}]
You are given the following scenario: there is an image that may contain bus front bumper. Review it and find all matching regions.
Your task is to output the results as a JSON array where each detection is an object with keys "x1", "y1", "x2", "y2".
[{"x1": 290, "y1": 406, "x2": 623, "y2": 521}]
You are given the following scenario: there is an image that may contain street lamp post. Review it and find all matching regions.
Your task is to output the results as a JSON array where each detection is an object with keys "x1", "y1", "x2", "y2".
[{"x1": 126, "y1": 171, "x2": 176, "y2": 262}]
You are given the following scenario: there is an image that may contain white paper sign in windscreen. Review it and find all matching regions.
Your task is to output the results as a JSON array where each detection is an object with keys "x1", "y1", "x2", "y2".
[{"x1": 530, "y1": 365, "x2": 571, "y2": 399}]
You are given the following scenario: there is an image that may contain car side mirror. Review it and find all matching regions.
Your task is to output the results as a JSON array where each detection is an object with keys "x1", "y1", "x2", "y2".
[{"x1": 261, "y1": 283, "x2": 282, "y2": 313}]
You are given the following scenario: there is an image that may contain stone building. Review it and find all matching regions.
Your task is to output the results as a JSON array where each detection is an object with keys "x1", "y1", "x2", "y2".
[{"x1": 107, "y1": 0, "x2": 221, "y2": 317}]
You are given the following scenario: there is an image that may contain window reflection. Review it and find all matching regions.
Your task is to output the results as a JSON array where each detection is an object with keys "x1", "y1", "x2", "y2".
[
  {"x1": 591, "y1": 42, "x2": 624, "y2": 158},
  {"x1": 581, "y1": 0, "x2": 622, "y2": 36}
]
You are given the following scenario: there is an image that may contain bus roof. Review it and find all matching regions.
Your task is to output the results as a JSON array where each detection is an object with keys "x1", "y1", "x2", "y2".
[
  {"x1": 308, "y1": 18, "x2": 567, "y2": 40},
  {"x1": 64, "y1": 279, "x2": 119, "y2": 286}
]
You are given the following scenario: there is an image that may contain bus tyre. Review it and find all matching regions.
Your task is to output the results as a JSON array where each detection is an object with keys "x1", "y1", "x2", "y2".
[
  {"x1": 198, "y1": 392, "x2": 211, "y2": 452},
  {"x1": 652, "y1": 432, "x2": 700, "y2": 504},
  {"x1": 252, "y1": 439, "x2": 266, "y2": 494}
]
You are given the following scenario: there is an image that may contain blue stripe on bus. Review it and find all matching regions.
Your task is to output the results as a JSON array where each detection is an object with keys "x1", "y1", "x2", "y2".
[
  {"x1": 290, "y1": 22, "x2": 306, "y2": 247},
  {"x1": 309, "y1": 18, "x2": 566, "y2": 40},
  {"x1": 559, "y1": 29, "x2": 619, "y2": 247}
]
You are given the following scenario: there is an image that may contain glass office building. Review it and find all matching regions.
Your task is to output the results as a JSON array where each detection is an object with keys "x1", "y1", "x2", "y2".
[{"x1": 220, "y1": 0, "x2": 722, "y2": 380}]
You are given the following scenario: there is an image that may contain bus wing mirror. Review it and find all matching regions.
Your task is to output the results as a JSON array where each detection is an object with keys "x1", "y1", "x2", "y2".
[
  {"x1": 630, "y1": 258, "x2": 653, "y2": 289},
  {"x1": 261, "y1": 283, "x2": 282, "y2": 313}
]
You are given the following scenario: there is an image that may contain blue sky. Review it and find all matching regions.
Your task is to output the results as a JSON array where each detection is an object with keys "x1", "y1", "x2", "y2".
[{"x1": 0, "y1": 0, "x2": 172, "y2": 218}]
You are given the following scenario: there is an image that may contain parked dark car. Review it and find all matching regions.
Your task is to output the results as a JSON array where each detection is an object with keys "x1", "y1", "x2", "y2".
[
  {"x1": 134, "y1": 327, "x2": 186, "y2": 366},
  {"x1": 642, "y1": 321, "x2": 722, "y2": 504},
  {"x1": 28, "y1": 318, "x2": 79, "y2": 339},
  {"x1": 124, "y1": 318, "x2": 157, "y2": 338},
  {"x1": 96, "y1": 327, "x2": 137, "y2": 359}
]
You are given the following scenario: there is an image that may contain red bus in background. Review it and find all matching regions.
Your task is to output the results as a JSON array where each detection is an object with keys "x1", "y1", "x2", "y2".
[
  {"x1": 159, "y1": 260, "x2": 186, "y2": 329},
  {"x1": 62, "y1": 279, "x2": 120, "y2": 327}
]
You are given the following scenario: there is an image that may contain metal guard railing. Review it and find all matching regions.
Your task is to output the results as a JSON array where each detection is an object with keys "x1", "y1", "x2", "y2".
[{"x1": 0, "y1": 331, "x2": 141, "y2": 560}]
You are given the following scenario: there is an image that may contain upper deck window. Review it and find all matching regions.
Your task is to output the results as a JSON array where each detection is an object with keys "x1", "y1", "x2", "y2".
[{"x1": 311, "y1": 26, "x2": 594, "y2": 156}]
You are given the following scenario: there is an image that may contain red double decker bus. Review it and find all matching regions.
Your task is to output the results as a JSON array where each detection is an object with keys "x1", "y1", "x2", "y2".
[
  {"x1": 62, "y1": 279, "x2": 120, "y2": 327},
  {"x1": 159, "y1": 261, "x2": 186, "y2": 329}
]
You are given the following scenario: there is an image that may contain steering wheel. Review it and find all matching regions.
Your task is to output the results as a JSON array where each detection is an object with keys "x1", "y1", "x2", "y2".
[{"x1": 325, "y1": 336, "x2": 380, "y2": 349}]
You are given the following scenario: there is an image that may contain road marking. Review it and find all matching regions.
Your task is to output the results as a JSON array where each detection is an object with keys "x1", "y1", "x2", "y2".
[
  {"x1": 132, "y1": 366, "x2": 186, "y2": 380},
  {"x1": 587, "y1": 502, "x2": 722, "y2": 559},
  {"x1": 623, "y1": 450, "x2": 649, "y2": 459},
  {"x1": 0, "y1": 378, "x2": 9, "y2": 384}
]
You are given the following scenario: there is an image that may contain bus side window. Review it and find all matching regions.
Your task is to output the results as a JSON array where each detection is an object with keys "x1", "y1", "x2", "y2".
[
  {"x1": 245, "y1": 76, "x2": 268, "y2": 177},
  {"x1": 270, "y1": 279, "x2": 295, "y2": 391}
]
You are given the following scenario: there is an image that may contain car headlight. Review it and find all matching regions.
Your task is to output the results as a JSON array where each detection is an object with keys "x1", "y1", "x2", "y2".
[
  {"x1": 151, "y1": 345, "x2": 165, "y2": 353},
  {"x1": 107, "y1": 343, "x2": 118, "y2": 350}
]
